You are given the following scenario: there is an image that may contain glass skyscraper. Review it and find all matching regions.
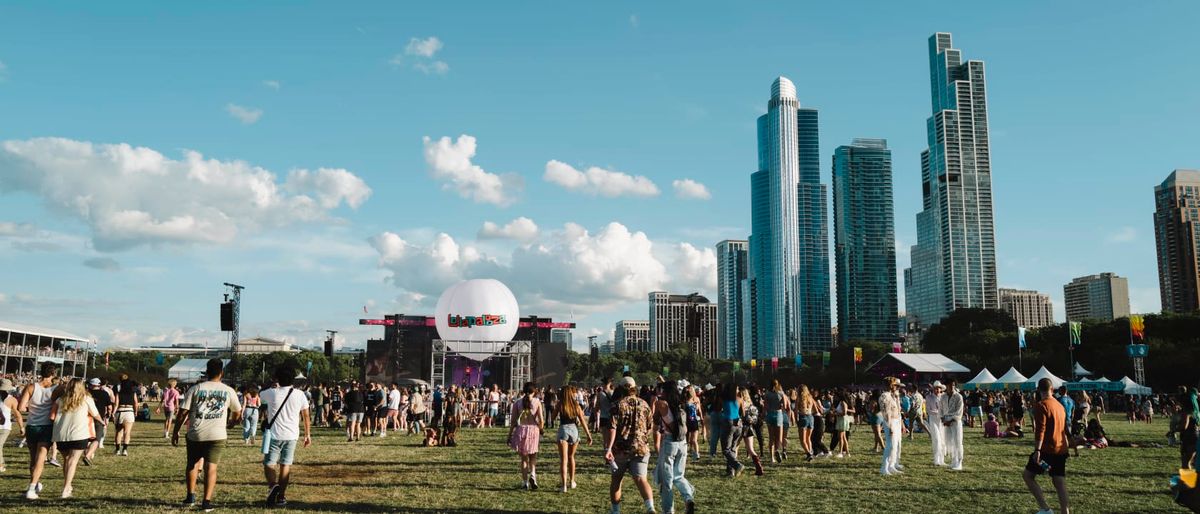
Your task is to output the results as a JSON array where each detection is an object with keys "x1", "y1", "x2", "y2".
[
  {"x1": 833, "y1": 138, "x2": 898, "y2": 343},
  {"x1": 749, "y1": 77, "x2": 831, "y2": 358},
  {"x1": 716, "y1": 240, "x2": 749, "y2": 359},
  {"x1": 904, "y1": 33, "x2": 999, "y2": 331},
  {"x1": 1153, "y1": 169, "x2": 1200, "y2": 313}
]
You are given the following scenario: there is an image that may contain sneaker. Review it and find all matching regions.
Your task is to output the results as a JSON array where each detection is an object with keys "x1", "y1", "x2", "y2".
[
  {"x1": 570, "y1": 481, "x2": 577, "y2": 490},
  {"x1": 835, "y1": 453, "x2": 844, "y2": 459},
  {"x1": 522, "y1": 479, "x2": 529, "y2": 490},
  {"x1": 82, "y1": 456, "x2": 92, "y2": 466},
  {"x1": 181, "y1": 493, "x2": 196, "y2": 507},
  {"x1": 273, "y1": 495, "x2": 288, "y2": 508},
  {"x1": 201, "y1": 499, "x2": 216, "y2": 512},
  {"x1": 529, "y1": 474, "x2": 539, "y2": 490},
  {"x1": 47, "y1": 458, "x2": 61, "y2": 467},
  {"x1": 35, "y1": 483, "x2": 43, "y2": 494},
  {"x1": 780, "y1": 449, "x2": 788, "y2": 461},
  {"x1": 950, "y1": 464, "x2": 963, "y2": 471},
  {"x1": 895, "y1": 463, "x2": 905, "y2": 471},
  {"x1": 685, "y1": 500, "x2": 695, "y2": 514},
  {"x1": 560, "y1": 484, "x2": 568, "y2": 493},
  {"x1": 61, "y1": 486, "x2": 73, "y2": 499},
  {"x1": 266, "y1": 485, "x2": 281, "y2": 506},
  {"x1": 25, "y1": 485, "x2": 38, "y2": 500}
]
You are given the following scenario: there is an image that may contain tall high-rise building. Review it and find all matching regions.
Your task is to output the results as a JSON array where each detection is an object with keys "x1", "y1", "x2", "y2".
[
  {"x1": 905, "y1": 32, "x2": 999, "y2": 332},
  {"x1": 614, "y1": 320, "x2": 650, "y2": 353},
  {"x1": 716, "y1": 240, "x2": 749, "y2": 359},
  {"x1": 648, "y1": 292, "x2": 718, "y2": 359},
  {"x1": 998, "y1": 288, "x2": 1055, "y2": 329},
  {"x1": 833, "y1": 138, "x2": 898, "y2": 343},
  {"x1": 1153, "y1": 169, "x2": 1200, "y2": 313},
  {"x1": 1063, "y1": 273, "x2": 1130, "y2": 322},
  {"x1": 550, "y1": 328, "x2": 573, "y2": 348},
  {"x1": 749, "y1": 76, "x2": 831, "y2": 358}
]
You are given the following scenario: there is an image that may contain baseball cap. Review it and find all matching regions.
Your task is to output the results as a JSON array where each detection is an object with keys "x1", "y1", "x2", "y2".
[
  {"x1": 89, "y1": 378, "x2": 101, "y2": 386},
  {"x1": 620, "y1": 376, "x2": 637, "y2": 389}
]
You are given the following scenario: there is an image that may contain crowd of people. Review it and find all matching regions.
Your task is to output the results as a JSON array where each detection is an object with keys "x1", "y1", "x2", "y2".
[{"x1": 0, "y1": 363, "x2": 1195, "y2": 514}]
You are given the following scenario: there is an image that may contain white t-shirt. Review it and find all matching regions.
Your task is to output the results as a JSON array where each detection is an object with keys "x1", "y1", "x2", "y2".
[
  {"x1": 53, "y1": 397, "x2": 101, "y2": 442},
  {"x1": 182, "y1": 381, "x2": 241, "y2": 442},
  {"x1": 387, "y1": 389, "x2": 402, "y2": 410},
  {"x1": 260, "y1": 386, "x2": 310, "y2": 441}
]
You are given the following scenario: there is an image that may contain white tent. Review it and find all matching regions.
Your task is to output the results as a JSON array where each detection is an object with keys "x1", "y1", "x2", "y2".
[
  {"x1": 1118, "y1": 376, "x2": 1152, "y2": 395},
  {"x1": 168, "y1": 358, "x2": 230, "y2": 383},
  {"x1": 963, "y1": 368, "x2": 997, "y2": 390},
  {"x1": 994, "y1": 367, "x2": 1028, "y2": 385},
  {"x1": 1024, "y1": 366, "x2": 1067, "y2": 389},
  {"x1": 1072, "y1": 362, "x2": 1094, "y2": 377},
  {"x1": 1093, "y1": 377, "x2": 1111, "y2": 383}
]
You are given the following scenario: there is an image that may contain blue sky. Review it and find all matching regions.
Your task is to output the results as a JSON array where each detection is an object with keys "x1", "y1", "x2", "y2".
[{"x1": 1, "y1": 1, "x2": 1196, "y2": 352}]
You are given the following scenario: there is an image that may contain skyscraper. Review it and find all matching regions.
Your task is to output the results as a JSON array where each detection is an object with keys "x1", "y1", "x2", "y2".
[
  {"x1": 1153, "y1": 169, "x2": 1200, "y2": 313},
  {"x1": 614, "y1": 320, "x2": 650, "y2": 353},
  {"x1": 905, "y1": 32, "x2": 999, "y2": 332},
  {"x1": 1063, "y1": 273, "x2": 1130, "y2": 322},
  {"x1": 998, "y1": 288, "x2": 1055, "y2": 329},
  {"x1": 648, "y1": 292, "x2": 718, "y2": 359},
  {"x1": 749, "y1": 76, "x2": 831, "y2": 358},
  {"x1": 833, "y1": 138, "x2": 898, "y2": 343},
  {"x1": 716, "y1": 240, "x2": 749, "y2": 359}
]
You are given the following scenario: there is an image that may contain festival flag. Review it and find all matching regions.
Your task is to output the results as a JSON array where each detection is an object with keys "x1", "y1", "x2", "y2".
[
  {"x1": 1069, "y1": 321, "x2": 1082, "y2": 347},
  {"x1": 892, "y1": 342, "x2": 903, "y2": 353},
  {"x1": 663, "y1": 366, "x2": 670, "y2": 375},
  {"x1": 794, "y1": 354, "x2": 802, "y2": 367},
  {"x1": 1129, "y1": 315, "x2": 1145, "y2": 341},
  {"x1": 853, "y1": 347, "x2": 863, "y2": 363},
  {"x1": 733, "y1": 361, "x2": 741, "y2": 371},
  {"x1": 1018, "y1": 327, "x2": 1027, "y2": 349},
  {"x1": 750, "y1": 359, "x2": 757, "y2": 369},
  {"x1": 821, "y1": 351, "x2": 831, "y2": 366}
]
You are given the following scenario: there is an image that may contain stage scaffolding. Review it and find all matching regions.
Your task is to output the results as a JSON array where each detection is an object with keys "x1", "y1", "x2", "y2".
[{"x1": 431, "y1": 339, "x2": 531, "y2": 392}]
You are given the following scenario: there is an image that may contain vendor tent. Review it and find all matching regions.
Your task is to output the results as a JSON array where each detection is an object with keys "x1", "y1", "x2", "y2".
[
  {"x1": 168, "y1": 358, "x2": 230, "y2": 383},
  {"x1": 963, "y1": 368, "x2": 997, "y2": 390},
  {"x1": 1022, "y1": 366, "x2": 1067, "y2": 390},
  {"x1": 1093, "y1": 377, "x2": 1111, "y2": 383},
  {"x1": 1118, "y1": 376, "x2": 1152, "y2": 396},
  {"x1": 991, "y1": 367, "x2": 1029, "y2": 390},
  {"x1": 1073, "y1": 362, "x2": 1094, "y2": 377},
  {"x1": 866, "y1": 353, "x2": 971, "y2": 381}
]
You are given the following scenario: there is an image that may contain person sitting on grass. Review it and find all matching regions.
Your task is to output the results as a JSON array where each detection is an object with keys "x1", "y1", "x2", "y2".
[
  {"x1": 983, "y1": 414, "x2": 1001, "y2": 438},
  {"x1": 1082, "y1": 419, "x2": 1108, "y2": 449},
  {"x1": 423, "y1": 426, "x2": 440, "y2": 447}
]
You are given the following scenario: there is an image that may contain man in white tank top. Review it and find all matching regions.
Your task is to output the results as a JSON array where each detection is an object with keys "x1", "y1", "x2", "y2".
[{"x1": 17, "y1": 362, "x2": 59, "y2": 500}]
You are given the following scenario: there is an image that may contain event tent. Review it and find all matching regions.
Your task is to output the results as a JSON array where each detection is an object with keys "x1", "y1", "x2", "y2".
[
  {"x1": 866, "y1": 353, "x2": 971, "y2": 381},
  {"x1": 1023, "y1": 366, "x2": 1067, "y2": 390},
  {"x1": 963, "y1": 368, "x2": 997, "y2": 390},
  {"x1": 1119, "y1": 376, "x2": 1152, "y2": 395},
  {"x1": 1073, "y1": 362, "x2": 1094, "y2": 377},
  {"x1": 984, "y1": 367, "x2": 1030, "y2": 390},
  {"x1": 168, "y1": 358, "x2": 230, "y2": 383}
]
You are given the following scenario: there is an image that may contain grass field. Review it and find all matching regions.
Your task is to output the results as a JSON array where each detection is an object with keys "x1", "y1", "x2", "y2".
[{"x1": 0, "y1": 411, "x2": 1186, "y2": 513}]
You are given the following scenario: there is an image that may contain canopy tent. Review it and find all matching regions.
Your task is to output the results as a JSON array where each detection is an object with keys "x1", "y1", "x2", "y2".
[
  {"x1": 1119, "y1": 376, "x2": 1152, "y2": 396},
  {"x1": 962, "y1": 368, "x2": 997, "y2": 391},
  {"x1": 984, "y1": 367, "x2": 1030, "y2": 390},
  {"x1": 1021, "y1": 366, "x2": 1067, "y2": 390},
  {"x1": 1093, "y1": 377, "x2": 1112, "y2": 383},
  {"x1": 866, "y1": 353, "x2": 971, "y2": 382},
  {"x1": 168, "y1": 358, "x2": 230, "y2": 384},
  {"x1": 1073, "y1": 362, "x2": 1094, "y2": 377}
]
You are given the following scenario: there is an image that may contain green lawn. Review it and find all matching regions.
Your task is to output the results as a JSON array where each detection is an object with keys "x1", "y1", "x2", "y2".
[{"x1": 0, "y1": 413, "x2": 1185, "y2": 513}]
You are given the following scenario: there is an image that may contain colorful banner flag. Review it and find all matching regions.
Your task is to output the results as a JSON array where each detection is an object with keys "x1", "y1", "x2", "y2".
[
  {"x1": 663, "y1": 366, "x2": 670, "y2": 375},
  {"x1": 623, "y1": 364, "x2": 630, "y2": 373},
  {"x1": 821, "y1": 351, "x2": 831, "y2": 366},
  {"x1": 1018, "y1": 327, "x2": 1027, "y2": 349},
  {"x1": 794, "y1": 354, "x2": 802, "y2": 367},
  {"x1": 1069, "y1": 321, "x2": 1082, "y2": 347},
  {"x1": 750, "y1": 359, "x2": 757, "y2": 369},
  {"x1": 771, "y1": 357, "x2": 778, "y2": 369},
  {"x1": 1129, "y1": 315, "x2": 1145, "y2": 340},
  {"x1": 733, "y1": 361, "x2": 741, "y2": 371},
  {"x1": 853, "y1": 347, "x2": 863, "y2": 363},
  {"x1": 892, "y1": 342, "x2": 903, "y2": 353}
]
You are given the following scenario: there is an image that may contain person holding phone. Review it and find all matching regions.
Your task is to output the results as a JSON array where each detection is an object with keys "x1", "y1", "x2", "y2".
[{"x1": 1023, "y1": 377, "x2": 1071, "y2": 514}]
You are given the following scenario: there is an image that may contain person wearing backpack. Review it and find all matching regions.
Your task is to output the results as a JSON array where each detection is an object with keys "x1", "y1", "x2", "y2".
[
  {"x1": 259, "y1": 363, "x2": 312, "y2": 508},
  {"x1": 654, "y1": 380, "x2": 695, "y2": 514}
]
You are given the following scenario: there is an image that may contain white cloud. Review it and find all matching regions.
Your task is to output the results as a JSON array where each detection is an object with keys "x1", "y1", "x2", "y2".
[
  {"x1": 263, "y1": 80, "x2": 281, "y2": 90},
  {"x1": 371, "y1": 221, "x2": 717, "y2": 316},
  {"x1": 1105, "y1": 226, "x2": 1137, "y2": 244},
  {"x1": 413, "y1": 61, "x2": 450, "y2": 75},
  {"x1": 478, "y1": 216, "x2": 539, "y2": 242},
  {"x1": 405, "y1": 37, "x2": 443, "y2": 58},
  {"x1": 225, "y1": 103, "x2": 263, "y2": 124},
  {"x1": 672, "y1": 178, "x2": 712, "y2": 200},
  {"x1": 543, "y1": 160, "x2": 659, "y2": 198},
  {"x1": 422, "y1": 135, "x2": 521, "y2": 207},
  {"x1": 0, "y1": 137, "x2": 372, "y2": 250},
  {"x1": 83, "y1": 257, "x2": 121, "y2": 271}
]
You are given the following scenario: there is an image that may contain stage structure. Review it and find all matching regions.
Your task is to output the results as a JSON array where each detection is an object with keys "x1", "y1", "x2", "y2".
[{"x1": 431, "y1": 339, "x2": 531, "y2": 392}]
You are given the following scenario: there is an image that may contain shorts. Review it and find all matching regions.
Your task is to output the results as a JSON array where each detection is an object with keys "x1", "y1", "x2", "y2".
[
  {"x1": 94, "y1": 419, "x2": 108, "y2": 439},
  {"x1": 557, "y1": 423, "x2": 579, "y2": 444},
  {"x1": 26, "y1": 424, "x2": 53, "y2": 445},
  {"x1": 186, "y1": 439, "x2": 225, "y2": 468},
  {"x1": 599, "y1": 417, "x2": 612, "y2": 430},
  {"x1": 969, "y1": 407, "x2": 983, "y2": 417},
  {"x1": 765, "y1": 411, "x2": 784, "y2": 427},
  {"x1": 56, "y1": 438, "x2": 91, "y2": 451},
  {"x1": 348, "y1": 412, "x2": 365, "y2": 424},
  {"x1": 1026, "y1": 452, "x2": 1068, "y2": 477},
  {"x1": 797, "y1": 415, "x2": 814, "y2": 429},
  {"x1": 118, "y1": 410, "x2": 136, "y2": 424},
  {"x1": 612, "y1": 452, "x2": 649, "y2": 478},
  {"x1": 488, "y1": 405, "x2": 499, "y2": 418},
  {"x1": 365, "y1": 407, "x2": 377, "y2": 418},
  {"x1": 264, "y1": 438, "x2": 297, "y2": 466},
  {"x1": 409, "y1": 412, "x2": 425, "y2": 423},
  {"x1": 388, "y1": 408, "x2": 400, "y2": 417},
  {"x1": 686, "y1": 420, "x2": 700, "y2": 433},
  {"x1": 163, "y1": 408, "x2": 176, "y2": 420}
]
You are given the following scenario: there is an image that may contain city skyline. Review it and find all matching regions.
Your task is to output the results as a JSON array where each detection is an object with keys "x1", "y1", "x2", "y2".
[{"x1": 0, "y1": 3, "x2": 1195, "y2": 352}]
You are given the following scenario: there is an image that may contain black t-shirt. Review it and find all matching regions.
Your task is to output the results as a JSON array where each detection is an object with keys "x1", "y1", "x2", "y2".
[
  {"x1": 365, "y1": 390, "x2": 379, "y2": 407},
  {"x1": 115, "y1": 380, "x2": 138, "y2": 407},
  {"x1": 91, "y1": 388, "x2": 112, "y2": 413},
  {"x1": 345, "y1": 390, "x2": 365, "y2": 412}
]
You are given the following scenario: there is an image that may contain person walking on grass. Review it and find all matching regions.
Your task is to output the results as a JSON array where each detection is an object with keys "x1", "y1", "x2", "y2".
[
  {"x1": 925, "y1": 381, "x2": 946, "y2": 466},
  {"x1": 763, "y1": 380, "x2": 786, "y2": 463},
  {"x1": 242, "y1": 386, "x2": 261, "y2": 445},
  {"x1": 112, "y1": 373, "x2": 138, "y2": 456},
  {"x1": 50, "y1": 377, "x2": 100, "y2": 499},
  {"x1": 158, "y1": 378, "x2": 180, "y2": 439},
  {"x1": 554, "y1": 384, "x2": 592, "y2": 493},
  {"x1": 654, "y1": 380, "x2": 696, "y2": 514},
  {"x1": 84, "y1": 378, "x2": 112, "y2": 466},
  {"x1": 172, "y1": 358, "x2": 242, "y2": 512},
  {"x1": 879, "y1": 377, "x2": 904, "y2": 475},
  {"x1": 386, "y1": 382, "x2": 401, "y2": 436},
  {"x1": 1024, "y1": 377, "x2": 1071, "y2": 514},
  {"x1": 408, "y1": 386, "x2": 426, "y2": 436},
  {"x1": 261, "y1": 364, "x2": 312, "y2": 508},
  {"x1": 834, "y1": 391, "x2": 855, "y2": 458},
  {"x1": 344, "y1": 382, "x2": 365, "y2": 442},
  {"x1": 942, "y1": 379, "x2": 965, "y2": 471},
  {"x1": 605, "y1": 376, "x2": 655, "y2": 514},
  {"x1": 0, "y1": 378, "x2": 22, "y2": 473},
  {"x1": 18, "y1": 362, "x2": 58, "y2": 499},
  {"x1": 508, "y1": 381, "x2": 544, "y2": 490}
]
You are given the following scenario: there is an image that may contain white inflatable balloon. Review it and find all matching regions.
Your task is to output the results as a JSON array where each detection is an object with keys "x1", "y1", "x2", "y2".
[{"x1": 434, "y1": 279, "x2": 520, "y2": 358}]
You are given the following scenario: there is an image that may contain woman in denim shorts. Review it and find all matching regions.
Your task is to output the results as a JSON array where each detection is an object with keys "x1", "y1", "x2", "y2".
[{"x1": 553, "y1": 385, "x2": 592, "y2": 493}]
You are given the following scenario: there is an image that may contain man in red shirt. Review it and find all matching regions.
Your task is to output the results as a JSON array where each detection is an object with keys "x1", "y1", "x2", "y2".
[{"x1": 1023, "y1": 377, "x2": 1071, "y2": 514}]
